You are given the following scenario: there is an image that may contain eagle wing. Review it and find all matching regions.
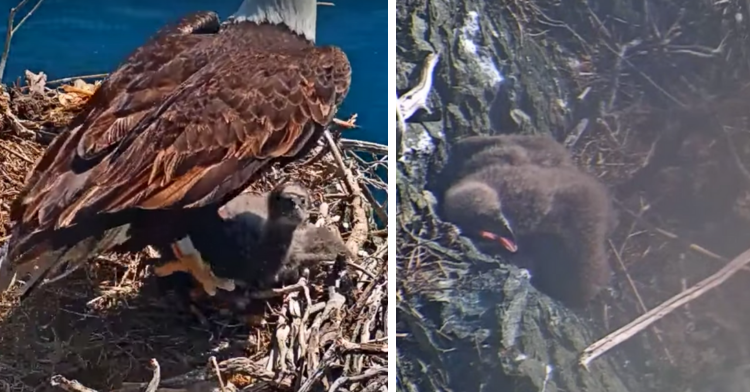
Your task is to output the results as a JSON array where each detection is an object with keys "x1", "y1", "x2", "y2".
[
  {"x1": 18, "y1": 11, "x2": 220, "y2": 194},
  {"x1": 13, "y1": 11, "x2": 220, "y2": 223},
  {"x1": 9, "y1": 26, "x2": 351, "y2": 264},
  {"x1": 74, "y1": 12, "x2": 222, "y2": 161}
]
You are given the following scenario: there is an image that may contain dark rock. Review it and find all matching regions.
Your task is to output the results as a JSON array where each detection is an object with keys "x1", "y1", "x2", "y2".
[
  {"x1": 398, "y1": 0, "x2": 750, "y2": 386},
  {"x1": 395, "y1": 0, "x2": 643, "y2": 391}
]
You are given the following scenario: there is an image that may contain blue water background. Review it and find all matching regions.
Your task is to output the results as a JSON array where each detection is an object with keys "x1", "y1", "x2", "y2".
[{"x1": 0, "y1": 0, "x2": 388, "y2": 147}]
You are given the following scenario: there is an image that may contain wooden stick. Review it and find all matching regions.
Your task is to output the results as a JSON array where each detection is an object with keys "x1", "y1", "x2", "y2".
[
  {"x1": 50, "y1": 375, "x2": 99, "y2": 392},
  {"x1": 339, "y1": 138, "x2": 387, "y2": 156},
  {"x1": 397, "y1": 52, "x2": 440, "y2": 121},
  {"x1": 145, "y1": 359, "x2": 161, "y2": 392},
  {"x1": 327, "y1": 366, "x2": 387, "y2": 392},
  {"x1": 209, "y1": 356, "x2": 226, "y2": 392},
  {"x1": 580, "y1": 246, "x2": 750, "y2": 368},
  {"x1": 51, "y1": 359, "x2": 161, "y2": 392},
  {"x1": 323, "y1": 130, "x2": 369, "y2": 255},
  {"x1": 397, "y1": 52, "x2": 439, "y2": 160},
  {"x1": 0, "y1": 0, "x2": 45, "y2": 80}
]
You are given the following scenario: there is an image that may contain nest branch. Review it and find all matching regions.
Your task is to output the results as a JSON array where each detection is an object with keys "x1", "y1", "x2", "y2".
[
  {"x1": 0, "y1": 70, "x2": 387, "y2": 391},
  {"x1": 0, "y1": 0, "x2": 44, "y2": 81},
  {"x1": 323, "y1": 130, "x2": 369, "y2": 256}
]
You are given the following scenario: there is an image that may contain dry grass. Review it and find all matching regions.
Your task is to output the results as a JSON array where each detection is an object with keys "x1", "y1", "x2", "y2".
[
  {"x1": 487, "y1": 0, "x2": 750, "y2": 384},
  {"x1": 0, "y1": 76, "x2": 388, "y2": 392},
  {"x1": 569, "y1": 100, "x2": 750, "y2": 386}
]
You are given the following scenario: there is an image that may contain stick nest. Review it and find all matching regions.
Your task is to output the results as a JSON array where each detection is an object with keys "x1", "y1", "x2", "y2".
[{"x1": 0, "y1": 74, "x2": 388, "y2": 392}]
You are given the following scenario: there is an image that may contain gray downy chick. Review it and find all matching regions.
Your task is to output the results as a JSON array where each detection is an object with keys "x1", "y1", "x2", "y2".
[
  {"x1": 152, "y1": 182, "x2": 311, "y2": 291},
  {"x1": 441, "y1": 163, "x2": 616, "y2": 307},
  {"x1": 216, "y1": 184, "x2": 352, "y2": 288}
]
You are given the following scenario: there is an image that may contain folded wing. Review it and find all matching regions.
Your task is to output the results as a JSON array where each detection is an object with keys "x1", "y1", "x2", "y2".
[{"x1": 6, "y1": 21, "x2": 351, "y2": 280}]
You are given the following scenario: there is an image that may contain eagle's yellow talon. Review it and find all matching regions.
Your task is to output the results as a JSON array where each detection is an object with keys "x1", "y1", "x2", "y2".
[{"x1": 155, "y1": 248, "x2": 233, "y2": 297}]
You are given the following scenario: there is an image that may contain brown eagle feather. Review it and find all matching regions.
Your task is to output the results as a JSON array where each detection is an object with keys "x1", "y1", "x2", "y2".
[{"x1": 2, "y1": 10, "x2": 351, "y2": 292}]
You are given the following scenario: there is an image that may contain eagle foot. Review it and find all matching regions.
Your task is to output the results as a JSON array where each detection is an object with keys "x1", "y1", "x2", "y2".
[{"x1": 152, "y1": 253, "x2": 235, "y2": 297}]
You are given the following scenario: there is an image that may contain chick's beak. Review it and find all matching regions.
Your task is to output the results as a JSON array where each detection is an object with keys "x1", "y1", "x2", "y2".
[{"x1": 479, "y1": 230, "x2": 518, "y2": 253}]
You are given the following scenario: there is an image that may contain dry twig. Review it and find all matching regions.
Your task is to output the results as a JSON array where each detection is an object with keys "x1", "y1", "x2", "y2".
[
  {"x1": 0, "y1": 0, "x2": 45, "y2": 81},
  {"x1": 581, "y1": 246, "x2": 750, "y2": 367},
  {"x1": 324, "y1": 130, "x2": 369, "y2": 255}
]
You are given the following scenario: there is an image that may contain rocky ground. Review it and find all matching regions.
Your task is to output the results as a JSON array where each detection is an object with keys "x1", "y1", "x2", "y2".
[{"x1": 396, "y1": 0, "x2": 750, "y2": 391}]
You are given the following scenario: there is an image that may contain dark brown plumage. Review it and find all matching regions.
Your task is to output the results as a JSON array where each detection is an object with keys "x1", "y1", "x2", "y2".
[
  {"x1": 452, "y1": 134, "x2": 575, "y2": 169},
  {"x1": 431, "y1": 134, "x2": 575, "y2": 198},
  {"x1": 153, "y1": 182, "x2": 352, "y2": 292},
  {"x1": 439, "y1": 135, "x2": 616, "y2": 307},
  {"x1": 0, "y1": 0, "x2": 351, "y2": 298}
]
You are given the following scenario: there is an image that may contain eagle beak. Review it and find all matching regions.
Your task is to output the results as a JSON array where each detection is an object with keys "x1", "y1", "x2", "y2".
[{"x1": 479, "y1": 230, "x2": 518, "y2": 253}]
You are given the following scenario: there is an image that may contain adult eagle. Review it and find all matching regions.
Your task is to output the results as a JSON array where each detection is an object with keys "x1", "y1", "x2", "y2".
[{"x1": 0, "y1": 0, "x2": 351, "y2": 298}]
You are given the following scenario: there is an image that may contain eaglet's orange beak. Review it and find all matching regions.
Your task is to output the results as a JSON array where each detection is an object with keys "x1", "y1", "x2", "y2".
[{"x1": 479, "y1": 230, "x2": 518, "y2": 253}]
